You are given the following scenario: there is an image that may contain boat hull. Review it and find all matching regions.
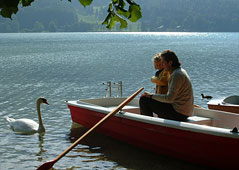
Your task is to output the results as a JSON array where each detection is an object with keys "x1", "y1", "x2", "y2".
[
  {"x1": 208, "y1": 103, "x2": 239, "y2": 113},
  {"x1": 67, "y1": 102, "x2": 239, "y2": 169},
  {"x1": 207, "y1": 97, "x2": 239, "y2": 114}
]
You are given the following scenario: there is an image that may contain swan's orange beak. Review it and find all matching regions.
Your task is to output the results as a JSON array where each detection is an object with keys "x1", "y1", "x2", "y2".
[{"x1": 44, "y1": 101, "x2": 49, "y2": 105}]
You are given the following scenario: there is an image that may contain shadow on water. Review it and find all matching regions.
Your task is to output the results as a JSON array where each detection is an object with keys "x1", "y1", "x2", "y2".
[{"x1": 68, "y1": 123, "x2": 213, "y2": 170}]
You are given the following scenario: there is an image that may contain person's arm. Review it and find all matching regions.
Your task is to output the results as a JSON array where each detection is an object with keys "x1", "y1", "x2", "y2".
[
  {"x1": 152, "y1": 72, "x2": 182, "y2": 103},
  {"x1": 151, "y1": 71, "x2": 169, "y2": 86}
]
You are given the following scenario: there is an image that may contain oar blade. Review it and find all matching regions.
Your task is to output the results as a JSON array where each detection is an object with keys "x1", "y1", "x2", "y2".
[{"x1": 37, "y1": 159, "x2": 56, "y2": 170}]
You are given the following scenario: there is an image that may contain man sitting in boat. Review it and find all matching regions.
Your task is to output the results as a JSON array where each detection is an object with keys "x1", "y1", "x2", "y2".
[
  {"x1": 151, "y1": 53, "x2": 170, "y2": 94},
  {"x1": 140, "y1": 50, "x2": 194, "y2": 121}
]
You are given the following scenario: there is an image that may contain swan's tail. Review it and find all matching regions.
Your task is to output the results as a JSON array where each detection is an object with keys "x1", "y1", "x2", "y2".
[{"x1": 4, "y1": 116, "x2": 15, "y2": 123}]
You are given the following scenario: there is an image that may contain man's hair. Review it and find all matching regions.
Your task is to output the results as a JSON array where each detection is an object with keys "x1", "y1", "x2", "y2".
[{"x1": 161, "y1": 50, "x2": 181, "y2": 68}]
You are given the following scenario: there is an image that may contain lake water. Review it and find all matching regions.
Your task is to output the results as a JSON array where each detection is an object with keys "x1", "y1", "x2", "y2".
[{"x1": 0, "y1": 32, "x2": 238, "y2": 170}]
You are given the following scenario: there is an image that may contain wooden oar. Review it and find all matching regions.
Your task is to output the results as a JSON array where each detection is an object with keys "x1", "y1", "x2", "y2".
[
  {"x1": 37, "y1": 87, "x2": 144, "y2": 170},
  {"x1": 194, "y1": 104, "x2": 204, "y2": 108}
]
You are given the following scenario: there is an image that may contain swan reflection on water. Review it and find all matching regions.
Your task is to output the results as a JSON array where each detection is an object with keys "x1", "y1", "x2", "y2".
[{"x1": 36, "y1": 133, "x2": 46, "y2": 160}]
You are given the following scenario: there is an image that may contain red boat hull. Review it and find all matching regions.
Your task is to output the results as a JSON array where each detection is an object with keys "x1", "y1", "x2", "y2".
[{"x1": 68, "y1": 104, "x2": 238, "y2": 169}]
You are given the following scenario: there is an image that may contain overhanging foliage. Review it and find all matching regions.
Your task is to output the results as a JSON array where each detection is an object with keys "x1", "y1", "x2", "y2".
[{"x1": 0, "y1": 0, "x2": 142, "y2": 29}]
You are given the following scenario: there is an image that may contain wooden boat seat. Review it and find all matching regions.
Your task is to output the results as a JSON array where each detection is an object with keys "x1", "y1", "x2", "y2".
[
  {"x1": 122, "y1": 107, "x2": 141, "y2": 114},
  {"x1": 122, "y1": 108, "x2": 213, "y2": 125},
  {"x1": 187, "y1": 116, "x2": 212, "y2": 126}
]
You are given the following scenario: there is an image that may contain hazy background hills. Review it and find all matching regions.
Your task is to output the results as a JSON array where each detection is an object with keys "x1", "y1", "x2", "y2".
[{"x1": 0, "y1": 0, "x2": 238, "y2": 32}]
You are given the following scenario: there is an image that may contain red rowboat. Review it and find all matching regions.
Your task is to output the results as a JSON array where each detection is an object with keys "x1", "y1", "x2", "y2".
[
  {"x1": 66, "y1": 97, "x2": 239, "y2": 169},
  {"x1": 207, "y1": 95, "x2": 239, "y2": 114}
]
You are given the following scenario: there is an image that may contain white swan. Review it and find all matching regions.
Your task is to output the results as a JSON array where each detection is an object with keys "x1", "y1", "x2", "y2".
[{"x1": 5, "y1": 97, "x2": 49, "y2": 134}]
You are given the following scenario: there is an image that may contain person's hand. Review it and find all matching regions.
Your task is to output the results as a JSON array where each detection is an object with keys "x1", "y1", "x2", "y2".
[{"x1": 141, "y1": 91, "x2": 153, "y2": 98}]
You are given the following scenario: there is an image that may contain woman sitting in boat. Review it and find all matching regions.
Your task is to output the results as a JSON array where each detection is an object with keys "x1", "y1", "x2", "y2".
[
  {"x1": 151, "y1": 53, "x2": 170, "y2": 94},
  {"x1": 140, "y1": 50, "x2": 194, "y2": 122}
]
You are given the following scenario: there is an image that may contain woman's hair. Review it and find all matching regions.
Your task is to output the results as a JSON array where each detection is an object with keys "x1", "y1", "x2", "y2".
[{"x1": 161, "y1": 50, "x2": 181, "y2": 68}]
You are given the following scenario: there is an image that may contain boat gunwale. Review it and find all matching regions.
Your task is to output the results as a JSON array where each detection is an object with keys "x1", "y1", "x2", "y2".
[{"x1": 66, "y1": 98, "x2": 239, "y2": 139}]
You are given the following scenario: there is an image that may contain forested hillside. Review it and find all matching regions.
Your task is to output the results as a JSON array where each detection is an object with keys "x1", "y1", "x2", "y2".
[
  {"x1": 0, "y1": 0, "x2": 238, "y2": 32},
  {"x1": 141, "y1": 0, "x2": 239, "y2": 32}
]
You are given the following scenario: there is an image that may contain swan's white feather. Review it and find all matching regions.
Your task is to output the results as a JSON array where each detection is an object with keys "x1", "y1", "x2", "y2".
[
  {"x1": 6, "y1": 116, "x2": 38, "y2": 133},
  {"x1": 5, "y1": 97, "x2": 48, "y2": 134}
]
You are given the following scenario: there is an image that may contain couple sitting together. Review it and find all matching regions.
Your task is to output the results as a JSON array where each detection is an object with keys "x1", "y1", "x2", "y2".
[{"x1": 140, "y1": 50, "x2": 194, "y2": 122}]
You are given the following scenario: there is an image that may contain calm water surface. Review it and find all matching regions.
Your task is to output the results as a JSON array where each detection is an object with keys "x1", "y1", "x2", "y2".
[{"x1": 0, "y1": 32, "x2": 238, "y2": 170}]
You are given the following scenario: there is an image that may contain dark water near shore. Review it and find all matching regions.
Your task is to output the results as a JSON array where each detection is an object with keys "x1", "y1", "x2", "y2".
[{"x1": 0, "y1": 32, "x2": 238, "y2": 169}]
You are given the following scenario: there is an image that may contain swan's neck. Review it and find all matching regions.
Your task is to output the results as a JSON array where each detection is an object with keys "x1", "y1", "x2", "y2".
[{"x1": 37, "y1": 101, "x2": 45, "y2": 132}]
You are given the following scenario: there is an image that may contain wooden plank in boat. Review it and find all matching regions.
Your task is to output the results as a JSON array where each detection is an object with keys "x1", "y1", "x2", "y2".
[{"x1": 187, "y1": 116, "x2": 212, "y2": 126}]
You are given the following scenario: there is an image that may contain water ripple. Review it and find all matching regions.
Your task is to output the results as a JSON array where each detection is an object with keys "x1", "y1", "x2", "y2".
[{"x1": 1, "y1": 32, "x2": 238, "y2": 170}]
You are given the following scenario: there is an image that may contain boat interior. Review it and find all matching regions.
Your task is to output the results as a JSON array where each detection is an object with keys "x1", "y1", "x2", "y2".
[
  {"x1": 121, "y1": 107, "x2": 213, "y2": 126},
  {"x1": 79, "y1": 98, "x2": 239, "y2": 130},
  {"x1": 223, "y1": 95, "x2": 239, "y2": 105}
]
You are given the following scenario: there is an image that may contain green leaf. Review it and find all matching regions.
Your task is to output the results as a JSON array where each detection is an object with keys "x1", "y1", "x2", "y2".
[
  {"x1": 128, "y1": 4, "x2": 142, "y2": 22},
  {"x1": 108, "y1": 3, "x2": 113, "y2": 12},
  {"x1": 125, "y1": 0, "x2": 134, "y2": 5},
  {"x1": 0, "y1": 7, "x2": 18, "y2": 19},
  {"x1": 21, "y1": 0, "x2": 34, "y2": 7},
  {"x1": 102, "y1": 13, "x2": 111, "y2": 25},
  {"x1": 107, "y1": 14, "x2": 115, "y2": 29},
  {"x1": 118, "y1": 0, "x2": 126, "y2": 8},
  {"x1": 115, "y1": 14, "x2": 127, "y2": 29},
  {"x1": 116, "y1": 6, "x2": 130, "y2": 18},
  {"x1": 103, "y1": 13, "x2": 124, "y2": 30},
  {"x1": 112, "y1": 0, "x2": 118, "y2": 4},
  {"x1": 79, "y1": 0, "x2": 93, "y2": 7}
]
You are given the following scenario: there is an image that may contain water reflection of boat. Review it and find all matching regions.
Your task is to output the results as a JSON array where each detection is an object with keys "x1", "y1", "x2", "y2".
[
  {"x1": 69, "y1": 124, "x2": 209, "y2": 170},
  {"x1": 66, "y1": 97, "x2": 239, "y2": 169},
  {"x1": 207, "y1": 95, "x2": 239, "y2": 114}
]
